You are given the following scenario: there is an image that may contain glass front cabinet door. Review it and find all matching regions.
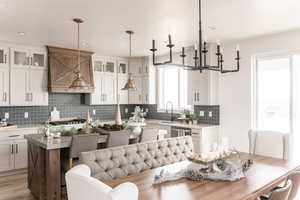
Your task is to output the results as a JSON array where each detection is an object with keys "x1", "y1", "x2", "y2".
[
  {"x1": 104, "y1": 59, "x2": 115, "y2": 74},
  {"x1": 118, "y1": 60, "x2": 128, "y2": 75},
  {"x1": 0, "y1": 47, "x2": 8, "y2": 68},
  {"x1": 31, "y1": 52, "x2": 46, "y2": 68}
]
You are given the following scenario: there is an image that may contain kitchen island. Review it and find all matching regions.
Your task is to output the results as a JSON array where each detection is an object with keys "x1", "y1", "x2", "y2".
[{"x1": 24, "y1": 132, "x2": 139, "y2": 200}]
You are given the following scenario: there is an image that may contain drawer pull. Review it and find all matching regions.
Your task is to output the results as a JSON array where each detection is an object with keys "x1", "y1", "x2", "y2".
[{"x1": 9, "y1": 135, "x2": 21, "y2": 138}]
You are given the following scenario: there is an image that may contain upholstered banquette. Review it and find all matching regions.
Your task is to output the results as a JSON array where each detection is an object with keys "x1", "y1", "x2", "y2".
[{"x1": 80, "y1": 136, "x2": 193, "y2": 181}]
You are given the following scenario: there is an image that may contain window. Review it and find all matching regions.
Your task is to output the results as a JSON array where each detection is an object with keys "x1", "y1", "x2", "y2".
[
  {"x1": 253, "y1": 53, "x2": 300, "y2": 158},
  {"x1": 256, "y1": 57, "x2": 290, "y2": 132},
  {"x1": 158, "y1": 66, "x2": 190, "y2": 111}
]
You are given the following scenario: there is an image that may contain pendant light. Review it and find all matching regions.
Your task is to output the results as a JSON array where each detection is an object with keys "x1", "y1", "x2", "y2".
[
  {"x1": 70, "y1": 18, "x2": 89, "y2": 89},
  {"x1": 122, "y1": 30, "x2": 137, "y2": 90}
]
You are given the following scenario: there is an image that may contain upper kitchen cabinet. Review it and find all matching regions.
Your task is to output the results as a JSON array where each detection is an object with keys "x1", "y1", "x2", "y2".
[
  {"x1": 0, "y1": 46, "x2": 9, "y2": 106},
  {"x1": 0, "y1": 47, "x2": 9, "y2": 68},
  {"x1": 117, "y1": 58, "x2": 128, "y2": 76},
  {"x1": 10, "y1": 47, "x2": 48, "y2": 106},
  {"x1": 117, "y1": 76, "x2": 128, "y2": 104},
  {"x1": 128, "y1": 57, "x2": 148, "y2": 76},
  {"x1": 104, "y1": 57, "x2": 116, "y2": 74},
  {"x1": 11, "y1": 48, "x2": 30, "y2": 69},
  {"x1": 11, "y1": 48, "x2": 47, "y2": 69},
  {"x1": 0, "y1": 68, "x2": 9, "y2": 106},
  {"x1": 85, "y1": 55, "x2": 117, "y2": 105},
  {"x1": 128, "y1": 56, "x2": 156, "y2": 104}
]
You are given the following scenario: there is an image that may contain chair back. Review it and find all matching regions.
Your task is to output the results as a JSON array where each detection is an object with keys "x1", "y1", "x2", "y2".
[
  {"x1": 248, "y1": 130, "x2": 289, "y2": 160},
  {"x1": 69, "y1": 134, "x2": 99, "y2": 159},
  {"x1": 288, "y1": 171, "x2": 300, "y2": 200},
  {"x1": 107, "y1": 130, "x2": 130, "y2": 148},
  {"x1": 65, "y1": 164, "x2": 113, "y2": 200},
  {"x1": 269, "y1": 180, "x2": 292, "y2": 200},
  {"x1": 140, "y1": 128, "x2": 159, "y2": 143}
]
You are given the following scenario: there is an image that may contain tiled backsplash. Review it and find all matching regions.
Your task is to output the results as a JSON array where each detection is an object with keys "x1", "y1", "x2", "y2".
[
  {"x1": 0, "y1": 94, "x2": 219, "y2": 125},
  {"x1": 0, "y1": 93, "x2": 131, "y2": 125}
]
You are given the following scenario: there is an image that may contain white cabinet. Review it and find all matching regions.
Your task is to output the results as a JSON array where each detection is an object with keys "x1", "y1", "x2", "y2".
[
  {"x1": 0, "y1": 139, "x2": 28, "y2": 172},
  {"x1": 117, "y1": 76, "x2": 128, "y2": 104},
  {"x1": 0, "y1": 68, "x2": 9, "y2": 106},
  {"x1": 0, "y1": 141, "x2": 14, "y2": 172},
  {"x1": 129, "y1": 76, "x2": 143, "y2": 104},
  {"x1": 129, "y1": 57, "x2": 149, "y2": 76},
  {"x1": 86, "y1": 73, "x2": 116, "y2": 105},
  {"x1": 102, "y1": 75, "x2": 116, "y2": 104},
  {"x1": 0, "y1": 47, "x2": 10, "y2": 106},
  {"x1": 0, "y1": 46, "x2": 9, "y2": 68},
  {"x1": 14, "y1": 140, "x2": 28, "y2": 169},
  {"x1": 117, "y1": 59, "x2": 128, "y2": 75},
  {"x1": 10, "y1": 67, "x2": 48, "y2": 106},
  {"x1": 10, "y1": 47, "x2": 48, "y2": 106},
  {"x1": 187, "y1": 67, "x2": 209, "y2": 105}
]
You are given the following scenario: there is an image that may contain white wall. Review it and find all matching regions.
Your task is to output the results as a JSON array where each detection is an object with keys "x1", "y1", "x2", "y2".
[{"x1": 218, "y1": 29, "x2": 300, "y2": 152}]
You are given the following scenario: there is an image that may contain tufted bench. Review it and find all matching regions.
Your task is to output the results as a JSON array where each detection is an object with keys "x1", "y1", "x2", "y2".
[{"x1": 79, "y1": 136, "x2": 193, "y2": 181}]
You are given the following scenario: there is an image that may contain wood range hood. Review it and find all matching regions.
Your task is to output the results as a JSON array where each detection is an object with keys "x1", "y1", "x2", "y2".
[{"x1": 47, "y1": 46, "x2": 95, "y2": 93}]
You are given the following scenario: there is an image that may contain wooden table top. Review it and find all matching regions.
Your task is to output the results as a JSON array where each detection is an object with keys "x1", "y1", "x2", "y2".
[{"x1": 106, "y1": 153, "x2": 300, "y2": 200}]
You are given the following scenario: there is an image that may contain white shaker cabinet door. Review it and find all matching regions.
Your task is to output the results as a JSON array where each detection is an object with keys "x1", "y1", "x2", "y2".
[
  {"x1": 102, "y1": 75, "x2": 116, "y2": 104},
  {"x1": 14, "y1": 140, "x2": 28, "y2": 170},
  {"x1": 29, "y1": 69, "x2": 48, "y2": 106},
  {"x1": 117, "y1": 76, "x2": 128, "y2": 104},
  {"x1": 0, "y1": 68, "x2": 9, "y2": 106},
  {"x1": 0, "y1": 141, "x2": 14, "y2": 172},
  {"x1": 10, "y1": 68, "x2": 30, "y2": 106},
  {"x1": 90, "y1": 73, "x2": 103, "y2": 105}
]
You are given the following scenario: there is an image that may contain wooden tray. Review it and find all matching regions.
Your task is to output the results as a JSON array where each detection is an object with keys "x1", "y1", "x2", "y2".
[{"x1": 188, "y1": 150, "x2": 238, "y2": 165}]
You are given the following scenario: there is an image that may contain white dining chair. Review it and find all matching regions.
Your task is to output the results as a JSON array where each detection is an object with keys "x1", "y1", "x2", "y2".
[
  {"x1": 66, "y1": 164, "x2": 139, "y2": 200},
  {"x1": 248, "y1": 130, "x2": 289, "y2": 160}
]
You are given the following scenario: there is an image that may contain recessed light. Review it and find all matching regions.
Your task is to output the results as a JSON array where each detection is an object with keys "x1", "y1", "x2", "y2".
[{"x1": 18, "y1": 32, "x2": 26, "y2": 36}]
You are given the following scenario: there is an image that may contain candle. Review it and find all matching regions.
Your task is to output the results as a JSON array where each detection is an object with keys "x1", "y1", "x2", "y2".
[
  {"x1": 236, "y1": 44, "x2": 240, "y2": 51},
  {"x1": 182, "y1": 47, "x2": 185, "y2": 55},
  {"x1": 168, "y1": 35, "x2": 172, "y2": 45},
  {"x1": 152, "y1": 39, "x2": 155, "y2": 49},
  {"x1": 216, "y1": 39, "x2": 220, "y2": 45},
  {"x1": 194, "y1": 43, "x2": 198, "y2": 50},
  {"x1": 194, "y1": 49, "x2": 198, "y2": 57}
]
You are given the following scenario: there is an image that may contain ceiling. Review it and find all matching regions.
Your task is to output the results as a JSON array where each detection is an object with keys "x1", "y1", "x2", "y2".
[{"x1": 0, "y1": 0, "x2": 299, "y2": 56}]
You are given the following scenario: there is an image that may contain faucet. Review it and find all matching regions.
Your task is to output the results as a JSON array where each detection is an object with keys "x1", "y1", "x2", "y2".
[{"x1": 166, "y1": 101, "x2": 175, "y2": 121}]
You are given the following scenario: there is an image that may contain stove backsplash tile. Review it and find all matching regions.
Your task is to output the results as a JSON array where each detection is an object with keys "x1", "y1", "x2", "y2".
[{"x1": 0, "y1": 94, "x2": 219, "y2": 125}]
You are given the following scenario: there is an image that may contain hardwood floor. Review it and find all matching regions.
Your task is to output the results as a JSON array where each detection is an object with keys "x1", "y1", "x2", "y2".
[{"x1": 0, "y1": 172, "x2": 34, "y2": 200}]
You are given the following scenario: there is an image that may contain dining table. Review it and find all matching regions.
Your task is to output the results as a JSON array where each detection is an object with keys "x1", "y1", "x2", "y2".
[{"x1": 105, "y1": 153, "x2": 300, "y2": 200}]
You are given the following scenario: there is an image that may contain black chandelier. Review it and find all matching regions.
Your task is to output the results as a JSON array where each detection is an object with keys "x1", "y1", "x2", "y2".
[{"x1": 150, "y1": 0, "x2": 240, "y2": 73}]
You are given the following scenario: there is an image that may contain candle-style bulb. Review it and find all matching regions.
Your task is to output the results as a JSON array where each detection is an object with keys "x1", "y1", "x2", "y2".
[
  {"x1": 216, "y1": 39, "x2": 221, "y2": 45},
  {"x1": 168, "y1": 35, "x2": 172, "y2": 45},
  {"x1": 236, "y1": 44, "x2": 240, "y2": 51},
  {"x1": 194, "y1": 43, "x2": 198, "y2": 50},
  {"x1": 152, "y1": 39, "x2": 155, "y2": 49},
  {"x1": 182, "y1": 47, "x2": 185, "y2": 55}
]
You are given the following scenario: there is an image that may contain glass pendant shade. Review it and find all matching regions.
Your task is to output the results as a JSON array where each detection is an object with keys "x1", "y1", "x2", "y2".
[{"x1": 122, "y1": 77, "x2": 136, "y2": 90}]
